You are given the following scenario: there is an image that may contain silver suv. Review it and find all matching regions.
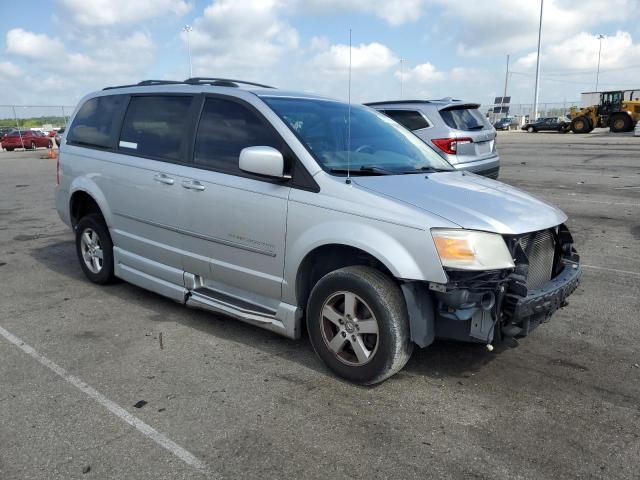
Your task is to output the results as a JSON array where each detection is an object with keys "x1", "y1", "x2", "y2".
[
  {"x1": 366, "y1": 99, "x2": 500, "y2": 179},
  {"x1": 56, "y1": 78, "x2": 581, "y2": 384}
]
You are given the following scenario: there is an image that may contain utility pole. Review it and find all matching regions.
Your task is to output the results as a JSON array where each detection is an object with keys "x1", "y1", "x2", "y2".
[
  {"x1": 400, "y1": 58, "x2": 403, "y2": 98},
  {"x1": 595, "y1": 34, "x2": 605, "y2": 92},
  {"x1": 500, "y1": 54, "x2": 510, "y2": 120},
  {"x1": 533, "y1": 0, "x2": 544, "y2": 121},
  {"x1": 183, "y1": 25, "x2": 193, "y2": 78}
]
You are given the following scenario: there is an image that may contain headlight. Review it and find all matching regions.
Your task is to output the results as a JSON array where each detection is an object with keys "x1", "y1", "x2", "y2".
[{"x1": 431, "y1": 229, "x2": 515, "y2": 270}]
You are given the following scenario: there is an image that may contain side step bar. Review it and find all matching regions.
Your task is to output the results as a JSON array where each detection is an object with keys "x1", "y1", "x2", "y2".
[{"x1": 187, "y1": 287, "x2": 302, "y2": 340}]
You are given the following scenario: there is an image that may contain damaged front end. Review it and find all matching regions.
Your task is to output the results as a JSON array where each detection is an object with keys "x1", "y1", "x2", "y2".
[{"x1": 404, "y1": 224, "x2": 581, "y2": 347}]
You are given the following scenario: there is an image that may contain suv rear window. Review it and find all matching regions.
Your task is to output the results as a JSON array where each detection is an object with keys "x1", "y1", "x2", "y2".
[
  {"x1": 119, "y1": 96, "x2": 193, "y2": 162},
  {"x1": 380, "y1": 110, "x2": 430, "y2": 131},
  {"x1": 68, "y1": 95, "x2": 126, "y2": 148},
  {"x1": 439, "y1": 106, "x2": 489, "y2": 131}
]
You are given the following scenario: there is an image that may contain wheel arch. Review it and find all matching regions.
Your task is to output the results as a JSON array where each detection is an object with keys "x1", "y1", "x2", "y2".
[{"x1": 68, "y1": 178, "x2": 113, "y2": 229}]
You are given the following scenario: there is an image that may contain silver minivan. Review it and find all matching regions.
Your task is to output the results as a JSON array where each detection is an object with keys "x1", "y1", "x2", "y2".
[
  {"x1": 366, "y1": 99, "x2": 500, "y2": 178},
  {"x1": 56, "y1": 78, "x2": 581, "y2": 384}
]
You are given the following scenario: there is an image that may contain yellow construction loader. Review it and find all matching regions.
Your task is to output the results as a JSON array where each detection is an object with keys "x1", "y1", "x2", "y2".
[{"x1": 569, "y1": 90, "x2": 640, "y2": 133}]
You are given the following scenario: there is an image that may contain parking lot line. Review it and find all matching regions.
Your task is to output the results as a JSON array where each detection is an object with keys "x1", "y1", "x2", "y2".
[
  {"x1": 0, "y1": 324, "x2": 210, "y2": 475},
  {"x1": 582, "y1": 264, "x2": 640, "y2": 277}
]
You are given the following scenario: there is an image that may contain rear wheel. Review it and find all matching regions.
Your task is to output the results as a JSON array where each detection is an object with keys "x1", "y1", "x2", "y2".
[
  {"x1": 610, "y1": 113, "x2": 632, "y2": 133},
  {"x1": 75, "y1": 214, "x2": 115, "y2": 284},
  {"x1": 306, "y1": 266, "x2": 413, "y2": 385},
  {"x1": 47, "y1": 140, "x2": 53, "y2": 148},
  {"x1": 6, "y1": 147, "x2": 14, "y2": 152},
  {"x1": 570, "y1": 116, "x2": 591, "y2": 134}
]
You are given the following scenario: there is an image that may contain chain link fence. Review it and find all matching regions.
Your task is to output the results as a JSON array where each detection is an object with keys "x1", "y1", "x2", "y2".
[{"x1": 480, "y1": 101, "x2": 580, "y2": 126}]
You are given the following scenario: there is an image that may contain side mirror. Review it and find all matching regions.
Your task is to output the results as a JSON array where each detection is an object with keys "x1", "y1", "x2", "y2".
[{"x1": 239, "y1": 146, "x2": 290, "y2": 179}]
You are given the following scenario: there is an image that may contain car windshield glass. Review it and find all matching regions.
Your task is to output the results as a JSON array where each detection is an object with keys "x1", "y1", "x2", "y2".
[{"x1": 262, "y1": 97, "x2": 453, "y2": 175}]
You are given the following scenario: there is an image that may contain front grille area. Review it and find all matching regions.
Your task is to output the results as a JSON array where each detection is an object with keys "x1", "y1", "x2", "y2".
[{"x1": 518, "y1": 230, "x2": 556, "y2": 289}]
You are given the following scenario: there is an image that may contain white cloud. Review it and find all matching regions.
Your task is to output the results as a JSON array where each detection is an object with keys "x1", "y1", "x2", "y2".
[
  {"x1": 59, "y1": 0, "x2": 190, "y2": 26},
  {"x1": 312, "y1": 42, "x2": 399, "y2": 74},
  {"x1": 0, "y1": 61, "x2": 23, "y2": 79},
  {"x1": 6, "y1": 29, "x2": 64, "y2": 59},
  {"x1": 396, "y1": 62, "x2": 445, "y2": 83},
  {"x1": 186, "y1": 0, "x2": 299, "y2": 72},
  {"x1": 437, "y1": 0, "x2": 638, "y2": 57},
  {"x1": 294, "y1": 0, "x2": 426, "y2": 25},
  {"x1": 516, "y1": 31, "x2": 640, "y2": 71}
]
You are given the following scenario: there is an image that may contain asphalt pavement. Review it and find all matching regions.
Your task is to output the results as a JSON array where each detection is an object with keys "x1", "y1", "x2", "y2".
[{"x1": 0, "y1": 131, "x2": 638, "y2": 479}]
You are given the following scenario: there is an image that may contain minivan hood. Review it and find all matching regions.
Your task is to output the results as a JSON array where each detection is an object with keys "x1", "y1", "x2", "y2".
[{"x1": 353, "y1": 172, "x2": 567, "y2": 235}]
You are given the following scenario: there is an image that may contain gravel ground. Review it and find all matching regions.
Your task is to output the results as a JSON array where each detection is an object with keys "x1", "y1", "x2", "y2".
[{"x1": 0, "y1": 131, "x2": 638, "y2": 479}]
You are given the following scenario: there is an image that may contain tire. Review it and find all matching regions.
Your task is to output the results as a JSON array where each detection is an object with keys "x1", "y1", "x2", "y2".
[
  {"x1": 75, "y1": 214, "x2": 115, "y2": 284},
  {"x1": 609, "y1": 114, "x2": 632, "y2": 133},
  {"x1": 6, "y1": 147, "x2": 14, "y2": 152},
  {"x1": 527, "y1": 126, "x2": 535, "y2": 133},
  {"x1": 570, "y1": 116, "x2": 591, "y2": 134},
  {"x1": 47, "y1": 140, "x2": 53, "y2": 148},
  {"x1": 306, "y1": 266, "x2": 413, "y2": 385}
]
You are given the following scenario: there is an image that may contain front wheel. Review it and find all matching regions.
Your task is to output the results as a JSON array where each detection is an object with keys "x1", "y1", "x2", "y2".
[
  {"x1": 75, "y1": 214, "x2": 115, "y2": 284},
  {"x1": 306, "y1": 266, "x2": 413, "y2": 385},
  {"x1": 30, "y1": 141, "x2": 36, "y2": 150},
  {"x1": 571, "y1": 116, "x2": 591, "y2": 134},
  {"x1": 527, "y1": 126, "x2": 535, "y2": 133}
]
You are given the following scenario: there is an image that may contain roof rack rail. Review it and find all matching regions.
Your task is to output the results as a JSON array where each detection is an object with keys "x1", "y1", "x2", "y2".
[
  {"x1": 102, "y1": 78, "x2": 275, "y2": 91},
  {"x1": 184, "y1": 77, "x2": 275, "y2": 89},
  {"x1": 103, "y1": 80, "x2": 185, "y2": 91}
]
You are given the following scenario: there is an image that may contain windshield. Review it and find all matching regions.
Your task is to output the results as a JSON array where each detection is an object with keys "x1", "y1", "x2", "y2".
[{"x1": 262, "y1": 97, "x2": 453, "y2": 175}]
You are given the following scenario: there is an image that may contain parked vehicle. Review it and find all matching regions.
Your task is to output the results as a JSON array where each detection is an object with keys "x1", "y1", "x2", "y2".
[
  {"x1": 365, "y1": 99, "x2": 500, "y2": 179},
  {"x1": 521, "y1": 117, "x2": 571, "y2": 133},
  {"x1": 56, "y1": 78, "x2": 581, "y2": 384},
  {"x1": 493, "y1": 117, "x2": 514, "y2": 131},
  {"x1": 55, "y1": 127, "x2": 65, "y2": 147},
  {"x1": 570, "y1": 90, "x2": 640, "y2": 133},
  {"x1": 1, "y1": 129, "x2": 53, "y2": 151}
]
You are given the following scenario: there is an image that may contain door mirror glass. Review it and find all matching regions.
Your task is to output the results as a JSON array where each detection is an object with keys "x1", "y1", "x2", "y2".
[{"x1": 239, "y1": 146, "x2": 288, "y2": 179}]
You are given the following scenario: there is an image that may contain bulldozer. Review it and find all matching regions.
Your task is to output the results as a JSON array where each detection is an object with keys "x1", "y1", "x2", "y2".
[{"x1": 569, "y1": 90, "x2": 640, "y2": 133}]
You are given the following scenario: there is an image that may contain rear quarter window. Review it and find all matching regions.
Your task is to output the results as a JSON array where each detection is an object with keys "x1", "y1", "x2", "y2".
[
  {"x1": 67, "y1": 95, "x2": 126, "y2": 148},
  {"x1": 380, "y1": 109, "x2": 430, "y2": 131},
  {"x1": 439, "y1": 107, "x2": 489, "y2": 131}
]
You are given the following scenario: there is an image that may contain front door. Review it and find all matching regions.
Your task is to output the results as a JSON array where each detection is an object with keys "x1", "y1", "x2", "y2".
[{"x1": 178, "y1": 96, "x2": 290, "y2": 301}]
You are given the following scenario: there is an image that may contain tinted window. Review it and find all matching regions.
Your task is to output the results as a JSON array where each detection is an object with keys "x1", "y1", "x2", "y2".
[
  {"x1": 439, "y1": 107, "x2": 490, "y2": 131},
  {"x1": 380, "y1": 109, "x2": 430, "y2": 131},
  {"x1": 119, "y1": 96, "x2": 192, "y2": 162},
  {"x1": 68, "y1": 95, "x2": 125, "y2": 148},
  {"x1": 194, "y1": 98, "x2": 282, "y2": 172}
]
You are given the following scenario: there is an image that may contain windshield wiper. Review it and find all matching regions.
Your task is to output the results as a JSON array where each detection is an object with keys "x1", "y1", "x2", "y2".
[
  {"x1": 408, "y1": 166, "x2": 453, "y2": 173},
  {"x1": 329, "y1": 165, "x2": 396, "y2": 175}
]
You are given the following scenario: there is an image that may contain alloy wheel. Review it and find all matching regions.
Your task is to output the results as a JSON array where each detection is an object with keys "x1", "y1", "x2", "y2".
[
  {"x1": 80, "y1": 227, "x2": 104, "y2": 274},
  {"x1": 320, "y1": 291, "x2": 379, "y2": 366}
]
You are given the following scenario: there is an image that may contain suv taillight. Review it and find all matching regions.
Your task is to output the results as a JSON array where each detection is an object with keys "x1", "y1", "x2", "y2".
[{"x1": 431, "y1": 137, "x2": 473, "y2": 155}]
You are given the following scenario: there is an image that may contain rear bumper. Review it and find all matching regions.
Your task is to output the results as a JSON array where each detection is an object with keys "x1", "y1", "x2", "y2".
[{"x1": 452, "y1": 155, "x2": 500, "y2": 179}]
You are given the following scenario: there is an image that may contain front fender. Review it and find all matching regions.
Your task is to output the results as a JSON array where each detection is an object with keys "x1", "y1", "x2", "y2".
[
  {"x1": 282, "y1": 218, "x2": 447, "y2": 304},
  {"x1": 68, "y1": 176, "x2": 114, "y2": 228}
]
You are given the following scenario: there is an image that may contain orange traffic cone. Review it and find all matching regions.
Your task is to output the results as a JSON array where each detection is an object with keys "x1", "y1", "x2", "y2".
[{"x1": 47, "y1": 148, "x2": 58, "y2": 159}]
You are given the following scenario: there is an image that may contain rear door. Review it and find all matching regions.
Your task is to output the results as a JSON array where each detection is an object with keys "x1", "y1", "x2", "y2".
[
  {"x1": 88, "y1": 94, "x2": 199, "y2": 298},
  {"x1": 438, "y1": 105, "x2": 496, "y2": 164}
]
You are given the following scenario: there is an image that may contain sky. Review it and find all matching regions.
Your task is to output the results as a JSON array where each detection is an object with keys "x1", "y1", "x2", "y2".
[{"x1": 1, "y1": 0, "x2": 639, "y2": 110}]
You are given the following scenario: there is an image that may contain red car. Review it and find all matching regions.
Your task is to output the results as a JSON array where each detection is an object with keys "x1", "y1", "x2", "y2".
[{"x1": 1, "y1": 130, "x2": 53, "y2": 151}]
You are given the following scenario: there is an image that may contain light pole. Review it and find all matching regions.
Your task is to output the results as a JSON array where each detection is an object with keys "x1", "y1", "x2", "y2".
[
  {"x1": 532, "y1": 0, "x2": 544, "y2": 121},
  {"x1": 183, "y1": 25, "x2": 193, "y2": 78},
  {"x1": 595, "y1": 34, "x2": 605, "y2": 92}
]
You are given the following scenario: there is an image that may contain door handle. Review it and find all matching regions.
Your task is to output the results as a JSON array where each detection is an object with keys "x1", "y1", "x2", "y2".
[
  {"x1": 153, "y1": 173, "x2": 175, "y2": 185},
  {"x1": 181, "y1": 180, "x2": 205, "y2": 191}
]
